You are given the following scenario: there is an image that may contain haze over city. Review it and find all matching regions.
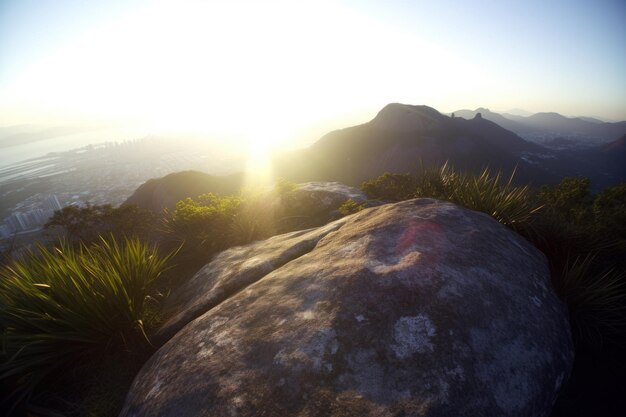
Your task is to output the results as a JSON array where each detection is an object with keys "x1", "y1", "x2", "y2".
[{"x1": 1, "y1": 0, "x2": 625, "y2": 154}]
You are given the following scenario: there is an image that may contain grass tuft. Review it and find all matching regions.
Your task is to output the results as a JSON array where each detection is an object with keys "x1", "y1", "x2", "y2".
[
  {"x1": 0, "y1": 236, "x2": 174, "y2": 413},
  {"x1": 553, "y1": 254, "x2": 626, "y2": 345}
]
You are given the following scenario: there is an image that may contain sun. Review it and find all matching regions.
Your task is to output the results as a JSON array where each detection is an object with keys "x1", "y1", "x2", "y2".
[{"x1": 3, "y1": 0, "x2": 476, "y2": 157}]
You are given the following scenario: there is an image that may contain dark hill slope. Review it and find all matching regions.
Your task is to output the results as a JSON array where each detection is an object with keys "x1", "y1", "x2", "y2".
[
  {"x1": 601, "y1": 134, "x2": 626, "y2": 180},
  {"x1": 274, "y1": 103, "x2": 555, "y2": 186},
  {"x1": 522, "y1": 112, "x2": 626, "y2": 141},
  {"x1": 453, "y1": 107, "x2": 526, "y2": 134},
  {"x1": 124, "y1": 171, "x2": 244, "y2": 213}
]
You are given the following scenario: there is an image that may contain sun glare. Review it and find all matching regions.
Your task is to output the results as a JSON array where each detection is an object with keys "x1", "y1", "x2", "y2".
[
  {"x1": 1, "y1": 0, "x2": 478, "y2": 146},
  {"x1": 244, "y1": 134, "x2": 274, "y2": 188}
]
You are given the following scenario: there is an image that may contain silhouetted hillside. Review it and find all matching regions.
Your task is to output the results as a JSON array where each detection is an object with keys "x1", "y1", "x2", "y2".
[
  {"x1": 603, "y1": 133, "x2": 626, "y2": 153},
  {"x1": 453, "y1": 107, "x2": 526, "y2": 134},
  {"x1": 124, "y1": 171, "x2": 244, "y2": 213},
  {"x1": 454, "y1": 108, "x2": 626, "y2": 147},
  {"x1": 274, "y1": 103, "x2": 556, "y2": 186},
  {"x1": 601, "y1": 134, "x2": 626, "y2": 180},
  {"x1": 128, "y1": 104, "x2": 625, "y2": 203}
]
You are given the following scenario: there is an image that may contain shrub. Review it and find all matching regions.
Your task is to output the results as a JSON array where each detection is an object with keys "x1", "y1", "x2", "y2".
[
  {"x1": 538, "y1": 177, "x2": 593, "y2": 224},
  {"x1": 445, "y1": 168, "x2": 541, "y2": 232},
  {"x1": 553, "y1": 254, "x2": 626, "y2": 344},
  {"x1": 159, "y1": 179, "x2": 330, "y2": 257},
  {"x1": 362, "y1": 172, "x2": 417, "y2": 201},
  {"x1": 363, "y1": 164, "x2": 542, "y2": 232},
  {"x1": 45, "y1": 203, "x2": 157, "y2": 243},
  {"x1": 412, "y1": 162, "x2": 457, "y2": 199},
  {"x1": 532, "y1": 179, "x2": 626, "y2": 344},
  {"x1": 229, "y1": 189, "x2": 278, "y2": 245},
  {"x1": 159, "y1": 193, "x2": 241, "y2": 256},
  {"x1": 592, "y1": 182, "x2": 626, "y2": 239},
  {"x1": 274, "y1": 177, "x2": 297, "y2": 196},
  {"x1": 339, "y1": 199, "x2": 365, "y2": 216},
  {"x1": 0, "y1": 237, "x2": 174, "y2": 412}
]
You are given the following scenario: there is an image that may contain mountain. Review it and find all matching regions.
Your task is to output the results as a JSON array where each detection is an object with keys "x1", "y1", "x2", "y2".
[
  {"x1": 124, "y1": 171, "x2": 244, "y2": 213},
  {"x1": 453, "y1": 108, "x2": 626, "y2": 148},
  {"x1": 578, "y1": 116, "x2": 606, "y2": 124},
  {"x1": 502, "y1": 108, "x2": 533, "y2": 117},
  {"x1": 452, "y1": 107, "x2": 526, "y2": 134},
  {"x1": 127, "y1": 104, "x2": 625, "y2": 204},
  {"x1": 274, "y1": 103, "x2": 557, "y2": 186},
  {"x1": 600, "y1": 134, "x2": 626, "y2": 179}
]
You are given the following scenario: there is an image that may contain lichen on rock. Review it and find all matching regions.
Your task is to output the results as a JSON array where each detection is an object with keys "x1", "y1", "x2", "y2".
[{"x1": 121, "y1": 198, "x2": 574, "y2": 417}]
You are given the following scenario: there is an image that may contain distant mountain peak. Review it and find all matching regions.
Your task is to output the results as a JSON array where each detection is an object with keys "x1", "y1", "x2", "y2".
[
  {"x1": 531, "y1": 112, "x2": 567, "y2": 120},
  {"x1": 372, "y1": 103, "x2": 445, "y2": 132},
  {"x1": 503, "y1": 108, "x2": 533, "y2": 117}
]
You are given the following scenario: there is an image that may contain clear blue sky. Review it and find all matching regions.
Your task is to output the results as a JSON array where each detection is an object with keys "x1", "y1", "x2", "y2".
[{"x1": 1, "y1": 0, "x2": 625, "y2": 141}]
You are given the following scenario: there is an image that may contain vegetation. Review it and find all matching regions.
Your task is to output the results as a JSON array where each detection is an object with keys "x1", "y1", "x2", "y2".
[
  {"x1": 2, "y1": 168, "x2": 624, "y2": 415},
  {"x1": 362, "y1": 166, "x2": 626, "y2": 345},
  {"x1": 362, "y1": 172, "x2": 418, "y2": 201},
  {"x1": 45, "y1": 203, "x2": 157, "y2": 243},
  {"x1": 362, "y1": 163, "x2": 541, "y2": 231},
  {"x1": 159, "y1": 192, "x2": 242, "y2": 256},
  {"x1": 339, "y1": 199, "x2": 365, "y2": 216},
  {"x1": 0, "y1": 237, "x2": 174, "y2": 414},
  {"x1": 159, "y1": 178, "x2": 338, "y2": 261}
]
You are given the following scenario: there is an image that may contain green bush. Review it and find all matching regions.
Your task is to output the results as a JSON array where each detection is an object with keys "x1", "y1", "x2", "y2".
[
  {"x1": 444, "y1": 167, "x2": 541, "y2": 232},
  {"x1": 538, "y1": 177, "x2": 593, "y2": 224},
  {"x1": 159, "y1": 193, "x2": 242, "y2": 256},
  {"x1": 0, "y1": 237, "x2": 174, "y2": 412},
  {"x1": 339, "y1": 199, "x2": 365, "y2": 216},
  {"x1": 363, "y1": 164, "x2": 542, "y2": 232},
  {"x1": 532, "y1": 179, "x2": 626, "y2": 343},
  {"x1": 159, "y1": 179, "x2": 325, "y2": 258},
  {"x1": 229, "y1": 188, "x2": 278, "y2": 244},
  {"x1": 553, "y1": 254, "x2": 626, "y2": 344},
  {"x1": 274, "y1": 177, "x2": 297, "y2": 196},
  {"x1": 225, "y1": 179, "x2": 315, "y2": 244},
  {"x1": 592, "y1": 182, "x2": 626, "y2": 239},
  {"x1": 362, "y1": 172, "x2": 417, "y2": 201},
  {"x1": 45, "y1": 203, "x2": 157, "y2": 243}
]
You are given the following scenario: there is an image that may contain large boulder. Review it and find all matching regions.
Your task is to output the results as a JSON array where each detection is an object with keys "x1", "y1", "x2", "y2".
[
  {"x1": 121, "y1": 199, "x2": 574, "y2": 417},
  {"x1": 292, "y1": 181, "x2": 367, "y2": 207},
  {"x1": 278, "y1": 181, "x2": 369, "y2": 229}
]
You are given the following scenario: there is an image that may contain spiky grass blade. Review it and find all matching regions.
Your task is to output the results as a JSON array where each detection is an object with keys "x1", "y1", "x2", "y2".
[
  {"x1": 0, "y1": 237, "x2": 174, "y2": 412},
  {"x1": 553, "y1": 254, "x2": 626, "y2": 344}
]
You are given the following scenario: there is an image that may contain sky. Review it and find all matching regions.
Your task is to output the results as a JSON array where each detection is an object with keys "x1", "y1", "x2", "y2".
[{"x1": 1, "y1": 0, "x2": 625, "y2": 148}]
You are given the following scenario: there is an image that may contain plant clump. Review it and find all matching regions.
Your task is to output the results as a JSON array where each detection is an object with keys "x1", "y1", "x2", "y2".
[
  {"x1": 361, "y1": 165, "x2": 626, "y2": 345},
  {"x1": 0, "y1": 237, "x2": 174, "y2": 414}
]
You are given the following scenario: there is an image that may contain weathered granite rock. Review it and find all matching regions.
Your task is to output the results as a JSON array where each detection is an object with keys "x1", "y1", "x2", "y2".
[
  {"x1": 156, "y1": 220, "x2": 349, "y2": 343},
  {"x1": 122, "y1": 199, "x2": 574, "y2": 417},
  {"x1": 280, "y1": 181, "x2": 369, "y2": 229},
  {"x1": 293, "y1": 181, "x2": 367, "y2": 206}
]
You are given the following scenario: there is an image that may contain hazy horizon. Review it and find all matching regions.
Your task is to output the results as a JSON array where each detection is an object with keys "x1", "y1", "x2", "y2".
[{"x1": 1, "y1": 0, "x2": 626, "y2": 152}]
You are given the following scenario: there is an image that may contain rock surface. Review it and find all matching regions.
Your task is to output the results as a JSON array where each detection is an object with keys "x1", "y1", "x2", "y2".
[
  {"x1": 122, "y1": 199, "x2": 574, "y2": 417},
  {"x1": 294, "y1": 181, "x2": 367, "y2": 205},
  {"x1": 281, "y1": 181, "x2": 369, "y2": 226}
]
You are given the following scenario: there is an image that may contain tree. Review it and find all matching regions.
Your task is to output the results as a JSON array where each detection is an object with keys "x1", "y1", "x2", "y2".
[{"x1": 45, "y1": 203, "x2": 156, "y2": 243}]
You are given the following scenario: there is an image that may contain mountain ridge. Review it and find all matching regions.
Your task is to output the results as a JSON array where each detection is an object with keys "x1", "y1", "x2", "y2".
[
  {"x1": 125, "y1": 103, "x2": 626, "y2": 207},
  {"x1": 452, "y1": 107, "x2": 626, "y2": 147}
]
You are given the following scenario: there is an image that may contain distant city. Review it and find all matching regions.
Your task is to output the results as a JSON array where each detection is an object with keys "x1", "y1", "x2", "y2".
[{"x1": 0, "y1": 136, "x2": 245, "y2": 246}]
